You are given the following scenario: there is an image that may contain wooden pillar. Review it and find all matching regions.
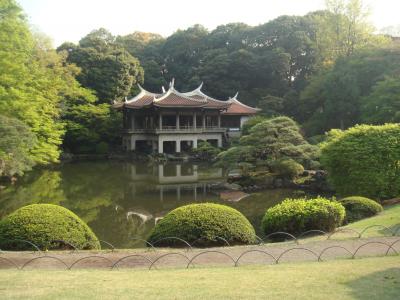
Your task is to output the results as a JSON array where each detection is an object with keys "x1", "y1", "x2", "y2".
[
  {"x1": 217, "y1": 114, "x2": 221, "y2": 128},
  {"x1": 202, "y1": 113, "x2": 206, "y2": 129},
  {"x1": 193, "y1": 112, "x2": 197, "y2": 129},
  {"x1": 159, "y1": 113, "x2": 162, "y2": 130}
]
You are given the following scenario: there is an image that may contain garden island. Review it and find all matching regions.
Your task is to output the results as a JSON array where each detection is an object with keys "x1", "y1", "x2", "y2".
[{"x1": 0, "y1": 0, "x2": 399, "y2": 299}]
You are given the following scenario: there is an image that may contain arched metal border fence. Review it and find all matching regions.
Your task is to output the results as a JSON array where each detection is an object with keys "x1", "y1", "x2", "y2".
[{"x1": 0, "y1": 223, "x2": 398, "y2": 270}]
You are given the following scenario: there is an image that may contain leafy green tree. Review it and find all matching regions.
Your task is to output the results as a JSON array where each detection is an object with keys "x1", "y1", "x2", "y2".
[
  {"x1": 241, "y1": 116, "x2": 267, "y2": 135},
  {"x1": 361, "y1": 76, "x2": 400, "y2": 124},
  {"x1": 0, "y1": 0, "x2": 64, "y2": 165},
  {"x1": 58, "y1": 28, "x2": 144, "y2": 103},
  {"x1": 248, "y1": 15, "x2": 318, "y2": 91},
  {"x1": 310, "y1": 0, "x2": 388, "y2": 66},
  {"x1": 321, "y1": 124, "x2": 400, "y2": 199},
  {"x1": 0, "y1": 115, "x2": 37, "y2": 178},
  {"x1": 300, "y1": 46, "x2": 400, "y2": 135},
  {"x1": 217, "y1": 117, "x2": 319, "y2": 170},
  {"x1": 240, "y1": 116, "x2": 319, "y2": 168},
  {"x1": 161, "y1": 25, "x2": 209, "y2": 90},
  {"x1": 258, "y1": 95, "x2": 285, "y2": 117},
  {"x1": 116, "y1": 32, "x2": 167, "y2": 91}
]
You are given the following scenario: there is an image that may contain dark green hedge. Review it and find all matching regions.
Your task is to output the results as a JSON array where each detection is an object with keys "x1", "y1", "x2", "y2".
[
  {"x1": 261, "y1": 197, "x2": 345, "y2": 235},
  {"x1": 339, "y1": 196, "x2": 383, "y2": 223},
  {"x1": 0, "y1": 204, "x2": 100, "y2": 250},
  {"x1": 148, "y1": 203, "x2": 256, "y2": 247},
  {"x1": 321, "y1": 124, "x2": 400, "y2": 199}
]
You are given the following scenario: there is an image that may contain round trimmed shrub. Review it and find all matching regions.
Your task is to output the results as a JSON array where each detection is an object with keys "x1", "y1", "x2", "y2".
[
  {"x1": 339, "y1": 196, "x2": 383, "y2": 223},
  {"x1": 148, "y1": 203, "x2": 256, "y2": 247},
  {"x1": 0, "y1": 204, "x2": 100, "y2": 250},
  {"x1": 261, "y1": 197, "x2": 345, "y2": 235}
]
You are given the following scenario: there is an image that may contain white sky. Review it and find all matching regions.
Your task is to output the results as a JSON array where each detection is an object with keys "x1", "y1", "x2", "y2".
[{"x1": 18, "y1": 0, "x2": 400, "y2": 47}]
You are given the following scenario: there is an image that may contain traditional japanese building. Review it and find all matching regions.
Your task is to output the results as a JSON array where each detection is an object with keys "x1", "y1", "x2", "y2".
[{"x1": 114, "y1": 80, "x2": 259, "y2": 153}]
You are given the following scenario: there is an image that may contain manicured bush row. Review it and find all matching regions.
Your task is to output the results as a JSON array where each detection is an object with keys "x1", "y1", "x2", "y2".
[
  {"x1": 148, "y1": 203, "x2": 257, "y2": 247},
  {"x1": 261, "y1": 197, "x2": 345, "y2": 235},
  {"x1": 339, "y1": 196, "x2": 383, "y2": 223},
  {"x1": 0, "y1": 204, "x2": 100, "y2": 250}
]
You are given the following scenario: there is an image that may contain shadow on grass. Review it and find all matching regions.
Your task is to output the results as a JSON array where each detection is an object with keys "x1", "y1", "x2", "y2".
[
  {"x1": 346, "y1": 267, "x2": 400, "y2": 300},
  {"x1": 378, "y1": 224, "x2": 400, "y2": 236}
]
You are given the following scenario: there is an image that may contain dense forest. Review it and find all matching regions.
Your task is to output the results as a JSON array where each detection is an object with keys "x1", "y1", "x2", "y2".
[{"x1": 1, "y1": 0, "x2": 399, "y2": 179}]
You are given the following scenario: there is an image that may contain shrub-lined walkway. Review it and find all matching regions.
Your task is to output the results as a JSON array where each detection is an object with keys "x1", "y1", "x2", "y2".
[{"x1": 1, "y1": 205, "x2": 399, "y2": 270}]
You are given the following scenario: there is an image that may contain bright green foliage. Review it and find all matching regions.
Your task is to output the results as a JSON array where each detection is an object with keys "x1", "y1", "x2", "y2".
[
  {"x1": 148, "y1": 203, "x2": 257, "y2": 247},
  {"x1": 270, "y1": 159, "x2": 305, "y2": 179},
  {"x1": 0, "y1": 204, "x2": 100, "y2": 250},
  {"x1": 0, "y1": 115, "x2": 37, "y2": 178},
  {"x1": 62, "y1": 98, "x2": 121, "y2": 154},
  {"x1": 321, "y1": 124, "x2": 400, "y2": 199},
  {"x1": 261, "y1": 197, "x2": 345, "y2": 234},
  {"x1": 191, "y1": 141, "x2": 220, "y2": 161},
  {"x1": 241, "y1": 116, "x2": 267, "y2": 135},
  {"x1": 0, "y1": 0, "x2": 64, "y2": 165},
  {"x1": 215, "y1": 146, "x2": 256, "y2": 169},
  {"x1": 339, "y1": 196, "x2": 383, "y2": 223},
  {"x1": 241, "y1": 117, "x2": 319, "y2": 167},
  {"x1": 218, "y1": 116, "x2": 319, "y2": 171}
]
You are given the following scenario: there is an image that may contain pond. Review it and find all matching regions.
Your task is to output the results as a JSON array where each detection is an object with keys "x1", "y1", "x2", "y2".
[{"x1": 0, "y1": 161, "x2": 307, "y2": 248}]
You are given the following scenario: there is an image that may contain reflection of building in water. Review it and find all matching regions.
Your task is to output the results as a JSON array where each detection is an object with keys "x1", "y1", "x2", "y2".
[
  {"x1": 125, "y1": 162, "x2": 223, "y2": 209},
  {"x1": 122, "y1": 163, "x2": 224, "y2": 232}
]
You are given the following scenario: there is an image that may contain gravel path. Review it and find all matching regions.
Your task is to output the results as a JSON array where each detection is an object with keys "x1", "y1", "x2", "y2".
[{"x1": 1, "y1": 236, "x2": 399, "y2": 270}]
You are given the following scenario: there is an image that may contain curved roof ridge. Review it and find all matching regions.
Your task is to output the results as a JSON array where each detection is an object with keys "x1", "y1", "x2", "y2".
[
  {"x1": 126, "y1": 84, "x2": 161, "y2": 103},
  {"x1": 182, "y1": 85, "x2": 228, "y2": 104},
  {"x1": 156, "y1": 85, "x2": 207, "y2": 103},
  {"x1": 228, "y1": 92, "x2": 261, "y2": 111}
]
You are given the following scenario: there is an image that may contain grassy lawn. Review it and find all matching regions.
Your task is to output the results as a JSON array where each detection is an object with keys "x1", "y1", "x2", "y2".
[
  {"x1": 0, "y1": 256, "x2": 399, "y2": 299},
  {"x1": 343, "y1": 204, "x2": 400, "y2": 237}
]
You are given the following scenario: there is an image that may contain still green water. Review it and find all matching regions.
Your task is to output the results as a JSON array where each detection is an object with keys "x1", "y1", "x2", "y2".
[{"x1": 0, "y1": 161, "x2": 304, "y2": 248}]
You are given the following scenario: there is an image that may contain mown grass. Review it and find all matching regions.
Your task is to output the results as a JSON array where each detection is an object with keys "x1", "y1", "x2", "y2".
[
  {"x1": 343, "y1": 204, "x2": 400, "y2": 237},
  {"x1": 0, "y1": 256, "x2": 399, "y2": 299}
]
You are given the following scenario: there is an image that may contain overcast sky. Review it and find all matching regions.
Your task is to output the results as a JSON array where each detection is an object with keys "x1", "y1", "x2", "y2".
[{"x1": 18, "y1": 0, "x2": 400, "y2": 47}]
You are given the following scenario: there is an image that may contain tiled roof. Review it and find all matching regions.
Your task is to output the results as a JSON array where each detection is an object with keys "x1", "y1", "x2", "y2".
[
  {"x1": 222, "y1": 99, "x2": 260, "y2": 115},
  {"x1": 114, "y1": 82, "x2": 259, "y2": 115},
  {"x1": 187, "y1": 95, "x2": 230, "y2": 109},
  {"x1": 125, "y1": 95, "x2": 154, "y2": 108},
  {"x1": 154, "y1": 93, "x2": 207, "y2": 107}
]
